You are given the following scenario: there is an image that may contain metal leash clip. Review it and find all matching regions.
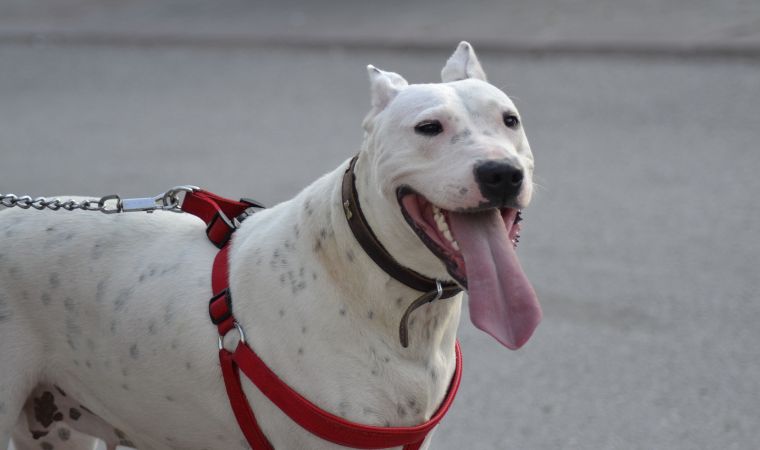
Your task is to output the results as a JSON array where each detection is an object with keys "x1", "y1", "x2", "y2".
[{"x1": 119, "y1": 185, "x2": 199, "y2": 213}]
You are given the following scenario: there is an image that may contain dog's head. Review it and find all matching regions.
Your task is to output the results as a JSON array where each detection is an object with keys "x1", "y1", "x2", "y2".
[{"x1": 359, "y1": 42, "x2": 542, "y2": 350}]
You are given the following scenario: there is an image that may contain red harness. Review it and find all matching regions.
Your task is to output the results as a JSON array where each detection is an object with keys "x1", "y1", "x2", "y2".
[{"x1": 180, "y1": 189, "x2": 462, "y2": 449}]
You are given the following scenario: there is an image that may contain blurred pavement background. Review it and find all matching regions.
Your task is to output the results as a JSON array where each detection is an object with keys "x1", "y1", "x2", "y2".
[{"x1": 2, "y1": 1, "x2": 759, "y2": 449}]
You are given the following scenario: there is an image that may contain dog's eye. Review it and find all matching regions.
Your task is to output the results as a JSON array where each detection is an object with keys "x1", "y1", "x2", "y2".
[
  {"x1": 503, "y1": 113, "x2": 520, "y2": 129},
  {"x1": 414, "y1": 120, "x2": 444, "y2": 136}
]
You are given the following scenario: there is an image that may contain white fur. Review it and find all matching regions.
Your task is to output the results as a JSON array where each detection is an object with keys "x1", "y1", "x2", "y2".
[{"x1": 0, "y1": 42, "x2": 533, "y2": 450}]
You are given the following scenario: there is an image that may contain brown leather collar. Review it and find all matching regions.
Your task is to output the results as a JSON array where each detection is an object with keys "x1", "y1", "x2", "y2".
[{"x1": 341, "y1": 156, "x2": 462, "y2": 347}]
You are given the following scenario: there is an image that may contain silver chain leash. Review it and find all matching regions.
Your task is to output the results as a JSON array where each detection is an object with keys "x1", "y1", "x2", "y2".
[{"x1": 0, "y1": 185, "x2": 199, "y2": 214}]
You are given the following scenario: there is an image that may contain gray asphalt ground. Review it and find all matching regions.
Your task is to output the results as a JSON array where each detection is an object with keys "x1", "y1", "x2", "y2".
[{"x1": 2, "y1": 1, "x2": 760, "y2": 450}]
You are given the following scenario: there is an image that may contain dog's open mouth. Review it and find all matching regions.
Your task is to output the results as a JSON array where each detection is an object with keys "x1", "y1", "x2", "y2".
[
  {"x1": 397, "y1": 189, "x2": 522, "y2": 288},
  {"x1": 397, "y1": 187, "x2": 542, "y2": 350}
]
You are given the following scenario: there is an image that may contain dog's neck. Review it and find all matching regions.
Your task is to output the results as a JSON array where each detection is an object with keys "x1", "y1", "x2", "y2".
[
  {"x1": 297, "y1": 155, "x2": 462, "y2": 357},
  {"x1": 230, "y1": 156, "x2": 462, "y2": 424}
]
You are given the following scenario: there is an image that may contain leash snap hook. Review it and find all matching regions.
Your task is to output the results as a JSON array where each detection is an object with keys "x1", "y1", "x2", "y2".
[
  {"x1": 162, "y1": 185, "x2": 200, "y2": 211},
  {"x1": 118, "y1": 185, "x2": 200, "y2": 213}
]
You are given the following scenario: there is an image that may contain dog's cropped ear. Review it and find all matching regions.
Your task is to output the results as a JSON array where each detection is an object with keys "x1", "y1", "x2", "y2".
[
  {"x1": 363, "y1": 65, "x2": 408, "y2": 130},
  {"x1": 367, "y1": 65, "x2": 408, "y2": 110},
  {"x1": 441, "y1": 41, "x2": 487, "y2": 82}
]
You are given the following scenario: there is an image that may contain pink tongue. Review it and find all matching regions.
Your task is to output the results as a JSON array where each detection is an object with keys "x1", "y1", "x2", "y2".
[{"x1": 448, "y1": 210, "x2": 542, "y2": 350}]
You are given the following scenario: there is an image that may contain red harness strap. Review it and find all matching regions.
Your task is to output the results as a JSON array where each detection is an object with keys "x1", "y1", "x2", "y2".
[{"x1": 182, "y1": 189, "x2": 463, "y2": 449}]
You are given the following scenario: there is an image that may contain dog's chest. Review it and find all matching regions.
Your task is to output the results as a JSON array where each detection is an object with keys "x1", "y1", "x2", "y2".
[{"x1": 223, "y1": 186, "x2": 459, "y2": 437}]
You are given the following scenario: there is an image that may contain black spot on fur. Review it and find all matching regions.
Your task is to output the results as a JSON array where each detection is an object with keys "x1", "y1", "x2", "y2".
[
  {"x1": 113, "y1": 288, "x2": 133, "y2": 312},
  {"x1": 41, "y1": 442, "x2": 54, "y2": 450},
  {"x1": 65, "y1": 315, "x2": 81, "y2": 350},
  {"x1": 160, "y1": 262, "x2": 181, "y2": 276},
  {"x1": 92, "y1": 241, "x2": 105, "y2": 260},
  {"x1": 367, "y1": 310, "x2": 374, "y2": 320},
  {"x1": 95, "y1": 280, "x2": 106, "y2": 303},
  {"x1": 338, "y1": 401, "x2": 350, "y2": 418},
  {"x1": 69, "y1": 408, "x2": 81, "y2": 421},
  {"x1": 297, "y1": 347, "x2": 304, "y2": 355},
  {"x1": 129, "y1": 343, "x2": 139, "y2": 359},
  {"x1": 0, "y1": 294, "x2": 10, "y2": 322},
  {"x1": 57, "y1": 428, "x2": 71, "y2": 441},
  {"x1": 34, "y1": 392, "x2": 61, "y2": 427},
  {"x1": 49, "y1": 273, "x2": 60, "y2": 288},
  {"x1": 31, "y1": 430, "x2": 49, "y2": 439},
  {"x1": 450, "y1": 128, "x2": 472, "y2": 144},
  {"x1": 459, "y1": 187, "x2": 469, "y2": 195},
  {"x1": 164, "y1": 303, "x2": 174, "y2": 324},
  {"x1": 346, "y1": 250, "x2": 355, "y2": 262}
]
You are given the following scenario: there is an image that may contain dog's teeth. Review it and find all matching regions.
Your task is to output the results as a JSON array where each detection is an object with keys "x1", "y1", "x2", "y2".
[{"x1": 431, "y1": 206, "x2": 461, "y2": 251}]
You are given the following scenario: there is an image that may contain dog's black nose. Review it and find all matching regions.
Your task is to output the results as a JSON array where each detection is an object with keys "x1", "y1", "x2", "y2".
[{"x1": 474, "y1": 159, "x2": 524, "y2": 205}]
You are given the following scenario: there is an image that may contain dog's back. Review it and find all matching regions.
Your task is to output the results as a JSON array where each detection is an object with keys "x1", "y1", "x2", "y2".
[{"x1": 0, "y1": 206, "x2": 237, "y2": 449}]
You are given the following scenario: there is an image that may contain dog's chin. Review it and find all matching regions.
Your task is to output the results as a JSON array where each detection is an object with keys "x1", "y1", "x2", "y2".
[{"x1": 396, "y1": 186, "x2": 522, "y2": 289}]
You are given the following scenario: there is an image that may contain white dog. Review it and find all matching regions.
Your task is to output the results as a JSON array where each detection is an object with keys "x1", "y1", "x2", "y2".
[{"x1": 0, "y1": 42, "x2": 541, "y2": 450}]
